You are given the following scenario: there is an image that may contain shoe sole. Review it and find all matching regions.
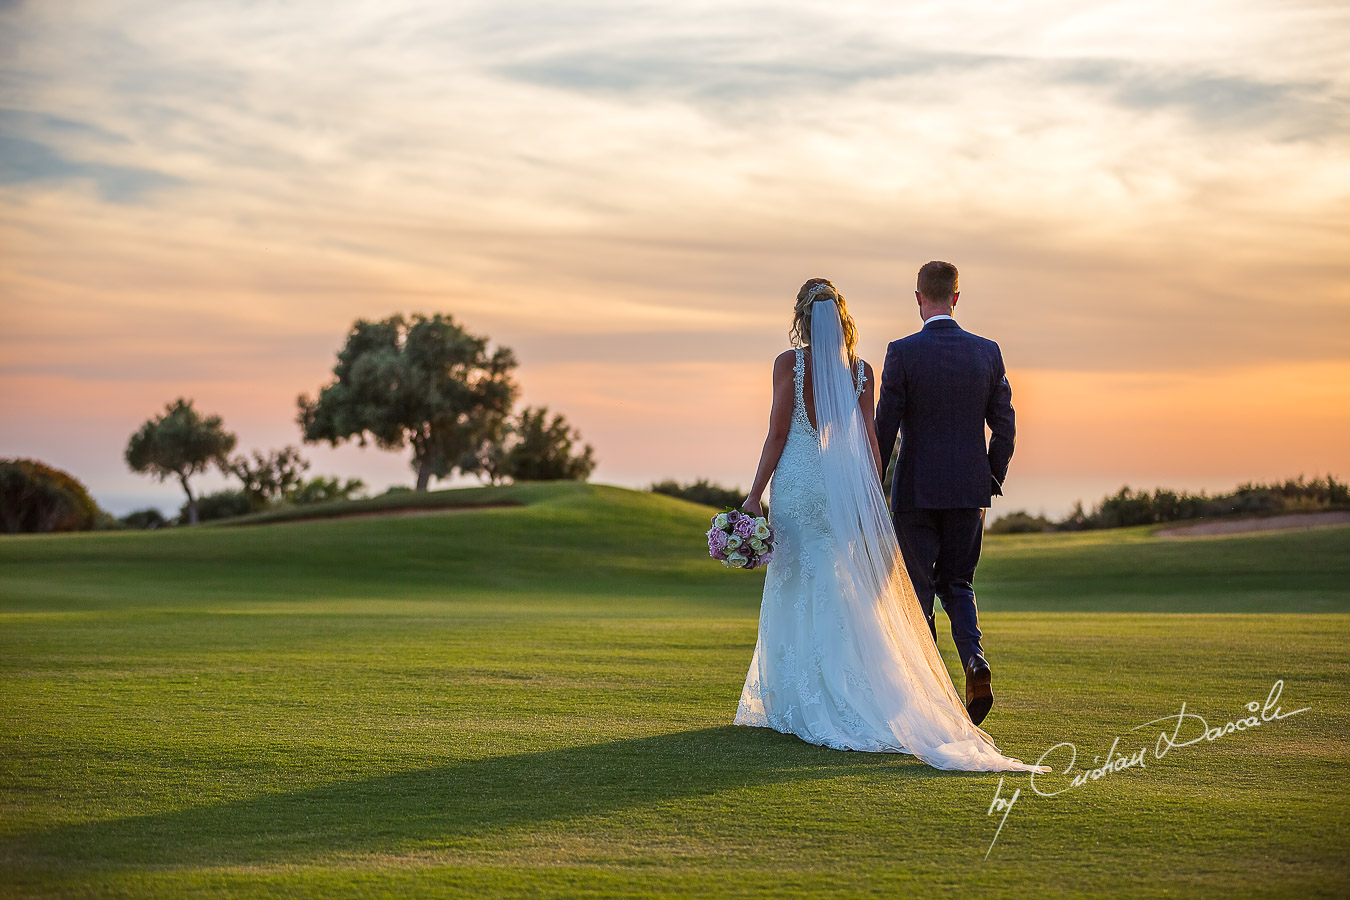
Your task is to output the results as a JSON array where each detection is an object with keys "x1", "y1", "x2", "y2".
[
  {"x1": 966, "y1": 689, "x2": 993, "y2": 726},
  {"x1": 966, "y1": 670, "x2": 993, "y2": 726}
]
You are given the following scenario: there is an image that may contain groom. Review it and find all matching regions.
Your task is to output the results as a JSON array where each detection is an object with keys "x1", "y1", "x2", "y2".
[{"x1": 874, "y1": 261, "x2": 1014, "y2": 727}]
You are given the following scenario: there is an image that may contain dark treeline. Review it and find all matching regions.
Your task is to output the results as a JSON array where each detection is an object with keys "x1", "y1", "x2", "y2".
[
  {"x1": 649, "y1": 474, "x2": 1350, "y2": 534},
  {"x1": 991, "y1": 475, "x2": 1349, "y2": 534},
  {"x1": 651, "y1": 479, "x2": 746, "y2": 511}
]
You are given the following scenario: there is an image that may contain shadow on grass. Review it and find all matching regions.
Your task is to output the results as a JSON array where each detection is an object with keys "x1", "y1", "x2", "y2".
[{"x1": 4, "y1": 726, "x2": 951, "y2": 871}]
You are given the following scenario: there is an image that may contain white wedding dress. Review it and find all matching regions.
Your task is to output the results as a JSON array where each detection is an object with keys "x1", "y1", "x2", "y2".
[{"x1": 735, "y1": 300, "x2": 1046, "y2": 772}]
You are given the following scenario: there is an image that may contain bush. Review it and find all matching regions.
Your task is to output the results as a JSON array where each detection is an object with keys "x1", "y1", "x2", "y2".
[
  {"x1": 287, "y1": 476, "x2": 367, "y2": 506},
  {"x1": 651, "y1": 479, "x2": 745, "y2": 510},
  {"x1": 0, "y1": 458, "x2": 102, "y2": 533},
  {"x1": 1052, "y1": 474, "x2": 1348, "y2": 531},
  {"x1": 1091, "y1": 486, "x2": 1160, "y2": 528},
  {"x1": 120, "y1": 508, "x2": 169, "y2": 530},
  {"x1": 987, "y1": 511, "x2": 1055, "y2": 534},
  {"x1": 181, "y1": 490, "x2": 252, "y2": 523},
  {"x1": 231, "y1": 446, "x2": 310, "y2": 510}
]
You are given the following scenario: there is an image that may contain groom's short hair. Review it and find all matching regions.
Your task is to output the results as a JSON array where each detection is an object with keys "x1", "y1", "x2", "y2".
[{"x1": 917, "y1": 261, "x2": 959, "y2": 303}]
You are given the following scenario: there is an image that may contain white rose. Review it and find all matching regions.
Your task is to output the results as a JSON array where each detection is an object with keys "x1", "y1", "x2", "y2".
[
  {"x1": 726, "y1": 535, "x2": 742, "y2": 550},
  {"x1": 750, "y1": 538, "x2": 765, "y2": 552},
  {"x1": 753, "y1": 521, "x2": 771, "y2": 539},
  {"x1": 726, "y1": 552, "x2": 748, "y2": 568},
  {"x1": 714, "y1": 513, "x2": 729, "y2": 529}
]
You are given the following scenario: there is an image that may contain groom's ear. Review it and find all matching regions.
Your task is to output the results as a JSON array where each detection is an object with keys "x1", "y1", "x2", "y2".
[{"x1": 951, "y1": 291, "x2": 960, "y2": 308}]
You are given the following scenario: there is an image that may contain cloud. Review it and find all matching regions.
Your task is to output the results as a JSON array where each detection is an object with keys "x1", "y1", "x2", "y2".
[
  {"x1": 1048, "y1": 60, "x2": 1344, "y2": 137},
  {"x1": 0, "y1": 134, "x2": 182, "y2": 202},
  {"x1": 1, "y1": 0, "x2": 1347, "y2": 498},
  {"x1": 490, "y1": 26, "x2": 1345, "y2": 141},
  {"x1": 494, "y1": 43, "x2": 1008, "y2": 105},
  {"x1": 0, "y1": 104, "x2": 182, "y2": 204}
]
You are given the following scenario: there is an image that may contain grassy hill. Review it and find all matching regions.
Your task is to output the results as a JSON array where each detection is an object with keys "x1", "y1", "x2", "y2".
[
  {"x1": 2, "y1": 483, "x2": 1347, "y2": 897},
  {"x1": 3, "y1": 482, "x2": 1347, "y2": 614},
  {"x1": 0, "y1": 484, "x2": 731, "y2": 615}
]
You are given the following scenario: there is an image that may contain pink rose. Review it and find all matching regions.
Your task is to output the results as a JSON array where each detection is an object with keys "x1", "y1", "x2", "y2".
[
  {"x1": 707, "y1": 528, "x2": 729, "y2": 559},
  {"x1": 733, "y1": 516, "x2": 755, "y2": 540}
]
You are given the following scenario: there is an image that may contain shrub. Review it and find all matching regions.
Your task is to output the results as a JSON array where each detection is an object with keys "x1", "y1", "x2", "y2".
[
  {"x1": 181, "y1": 490, "x2": 252, "y2": 523},
  {"x1": 651, "y1": 479, "x2": 745, "y2": 510},
  {"x1": 0, "y1": 458, "x2": 102, "y2": 533},
  {"x1": 230, "y1": 446, "x2": 310, "y2": 510},
  {"x1": 287, "y1": 476, "x2": 367, "y2": 506},
  {"x1": 120, "y1": 508, "x2": 169, "y2": 530},
  {"x1": 987, "y1": 511, "x2": 1055, "y2": 534},
  {"x1": 1055, "y1": 474, "x2": 1348, "y2": 531}
]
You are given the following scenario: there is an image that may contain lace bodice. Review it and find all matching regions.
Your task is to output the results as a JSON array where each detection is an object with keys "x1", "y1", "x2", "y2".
[{"x1": 791, "y1": 347, "x2": 867, "y2": 437}]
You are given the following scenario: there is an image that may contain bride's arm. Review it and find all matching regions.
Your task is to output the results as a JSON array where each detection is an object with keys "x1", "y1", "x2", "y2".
[
  {"x1": 857, "y1": 361, "x2": 884, "y2": 482},
  {"x1": 742, "y1": 351, "x2": 796, "y2": 516}
]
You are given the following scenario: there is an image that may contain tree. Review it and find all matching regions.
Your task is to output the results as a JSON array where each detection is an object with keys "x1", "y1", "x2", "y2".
[
  {"x1": 0, "y1": 458, "x2": 102, "y2": 533},
  {"x1": 297, "y1": 314, "x2": 518, "y2": 491},
  {"x1": 456, "y1": 415, "x2": 512, "y2": 485},
  {"x1": 125, "y1": 398, "x2": 237, "y2": 525},
  {"x1": 493, "y1": 406, "x2": 597, "y2": 482},
  {"x1": 230, "y1": 446, "x2": 310, "y2": 510}
]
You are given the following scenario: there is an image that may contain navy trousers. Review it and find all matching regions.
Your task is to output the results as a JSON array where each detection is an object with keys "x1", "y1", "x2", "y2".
[{"x1": 893, "y1": 508, "x2": 986, "y2": 668}]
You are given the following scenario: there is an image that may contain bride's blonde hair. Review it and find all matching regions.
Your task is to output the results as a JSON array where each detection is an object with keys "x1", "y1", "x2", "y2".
[{"x1": 790, "y1": 278, "x2": 859, "y2": 366}]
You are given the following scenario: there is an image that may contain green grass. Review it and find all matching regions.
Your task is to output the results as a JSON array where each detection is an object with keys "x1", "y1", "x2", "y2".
[
  {"x1": 214, "y1": 482, "x2": 540, "y2": 528},
  {"x1": 2, "y1": 483, "x2": 1347, "y2": 897},
  {"x1": 979, "y1": 524, "x2": 1350, "y2": 612}
]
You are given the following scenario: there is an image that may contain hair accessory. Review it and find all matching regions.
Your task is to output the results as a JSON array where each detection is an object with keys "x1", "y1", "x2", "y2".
[{"x1": 807, "y1": 282, "x2": 833, "y2": 300}]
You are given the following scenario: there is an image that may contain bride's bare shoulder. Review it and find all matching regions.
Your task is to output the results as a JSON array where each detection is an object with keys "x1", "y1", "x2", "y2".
[{"x1": 769, "y1": 349, "x2": 796, "y2": 383}]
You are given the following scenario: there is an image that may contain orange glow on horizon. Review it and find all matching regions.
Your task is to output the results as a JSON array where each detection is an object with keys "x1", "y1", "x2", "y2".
[{"x1": 1, "y1": 1, "x2": 1347, "y2": 513}]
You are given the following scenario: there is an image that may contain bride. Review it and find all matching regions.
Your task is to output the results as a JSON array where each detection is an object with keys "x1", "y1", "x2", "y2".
[{"x1": 734, "y1": 278, "x2": 1045, "y2": 772}]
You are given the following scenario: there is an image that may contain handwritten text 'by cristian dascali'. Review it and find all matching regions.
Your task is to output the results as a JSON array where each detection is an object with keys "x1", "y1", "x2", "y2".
[{"x1": 983, "y1": 680, "x2": 1312, "y2": 859}]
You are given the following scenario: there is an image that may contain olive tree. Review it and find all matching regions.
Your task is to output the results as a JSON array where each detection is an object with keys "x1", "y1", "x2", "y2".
[
  {"x1": 125, "y1": 398, "x2": 237, "y2": 524},
  {"x1": 297, "y1": 314, "x2": 518, "y2": 491}
]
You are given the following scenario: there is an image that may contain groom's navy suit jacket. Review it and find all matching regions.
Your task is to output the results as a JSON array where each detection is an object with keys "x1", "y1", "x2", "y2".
[{"x1": 875, "y1": 318, "x2": 1014, "y2": 510}]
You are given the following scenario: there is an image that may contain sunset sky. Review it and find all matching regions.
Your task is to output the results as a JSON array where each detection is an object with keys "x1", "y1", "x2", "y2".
[{"x1": 2, "y1": 0, "x2": 1347, "y2": 518}]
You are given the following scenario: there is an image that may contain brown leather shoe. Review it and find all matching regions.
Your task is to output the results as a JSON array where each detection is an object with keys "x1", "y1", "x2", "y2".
[{"x1": 965, "y1": 657, "x2": 993, "y2": 726}]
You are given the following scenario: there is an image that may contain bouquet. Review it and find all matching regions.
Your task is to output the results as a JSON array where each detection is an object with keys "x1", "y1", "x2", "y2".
[{"x1": 707, "y1": 508, "x2": 774, "y2": 569}]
